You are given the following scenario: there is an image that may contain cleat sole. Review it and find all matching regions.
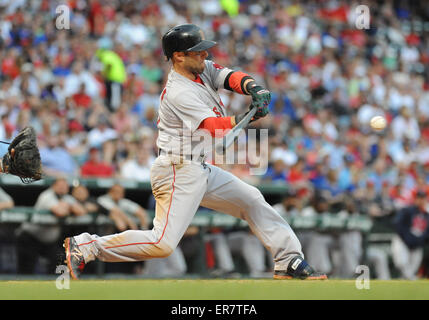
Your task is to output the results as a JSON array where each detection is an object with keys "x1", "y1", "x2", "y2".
[
  {"x1": 64, "y1": 238, "x2": 79, "y2": 280},
  {"x1": 273, "y1": 274, "x2": 328, "y2": 280}
]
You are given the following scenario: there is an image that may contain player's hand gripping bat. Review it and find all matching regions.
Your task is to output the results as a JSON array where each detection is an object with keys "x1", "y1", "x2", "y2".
[{"x1": 215, "y1": 105, "x2": 258, "y2": 154}]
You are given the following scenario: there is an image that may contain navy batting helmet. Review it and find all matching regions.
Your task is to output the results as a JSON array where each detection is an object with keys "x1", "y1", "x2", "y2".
[{"x1": 162, "y1": 24, "x2": 217, "y2": 60}]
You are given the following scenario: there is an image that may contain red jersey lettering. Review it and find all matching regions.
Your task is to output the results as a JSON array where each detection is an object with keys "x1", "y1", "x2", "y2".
[{"x1": 212, "y1": 106, "x2": 222, "y2": 117}]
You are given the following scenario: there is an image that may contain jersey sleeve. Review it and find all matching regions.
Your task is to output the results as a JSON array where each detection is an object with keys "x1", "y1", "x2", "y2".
[
  {"x1": 204, "y1": 60, "x2": 234, "y2": 90},
  {"x1": 166, "y1": 90, "x2": 218, "y2": 133}
]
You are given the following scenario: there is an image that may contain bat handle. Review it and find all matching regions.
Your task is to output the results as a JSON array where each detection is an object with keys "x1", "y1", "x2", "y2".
[{"x1": 215, "y1": 105, "x2": 257, "y2": 154}]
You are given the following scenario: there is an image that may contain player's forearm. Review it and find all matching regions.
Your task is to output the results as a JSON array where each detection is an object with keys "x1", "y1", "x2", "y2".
[
  {"x1": 224, "y1": 71, "x2": 254, "y2": 95},
  {"x1": 242, "y1": 78, "x2": 256, "y2": 94},
  {"x1": 223, "y1": 71, "x2": 270, "y2": 126},
  {"x1": 198, "y1": 116, "x2": 234, "y2": 136}
]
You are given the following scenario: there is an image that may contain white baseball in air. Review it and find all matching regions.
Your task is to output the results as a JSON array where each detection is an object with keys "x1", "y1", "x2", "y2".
[{"x1": 370, "y1": 116, "x2": 386, "y2": 131}]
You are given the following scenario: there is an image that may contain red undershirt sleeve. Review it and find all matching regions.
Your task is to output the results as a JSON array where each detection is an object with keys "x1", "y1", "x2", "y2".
[
  {"x1": 224, "y1": 71, "x2": 253, "y2": 94},
  {"x1": 198, "y1": 116, "x2": 233, "y2": 137}
]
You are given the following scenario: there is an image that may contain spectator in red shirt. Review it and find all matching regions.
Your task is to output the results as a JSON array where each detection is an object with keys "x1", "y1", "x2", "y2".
[
  {"x1": 1, "y1": 48, "x2": 20, "y2": 79},
  {"x1": 72, "y1": 83, "x2": 92, "y2": 108},
  {"x1": 80, "y1": 147, "x2": 115, "y2": 178}
]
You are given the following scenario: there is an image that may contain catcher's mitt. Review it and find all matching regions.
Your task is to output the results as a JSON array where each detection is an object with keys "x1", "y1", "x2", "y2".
[{"x1": 0, "y1": 127, "x2": 42, "y2": 184}]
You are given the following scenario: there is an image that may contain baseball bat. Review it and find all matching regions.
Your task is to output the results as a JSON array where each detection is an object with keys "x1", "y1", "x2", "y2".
[{"x1": 215, "y1": 106, "x2": 257, "y2": 154}]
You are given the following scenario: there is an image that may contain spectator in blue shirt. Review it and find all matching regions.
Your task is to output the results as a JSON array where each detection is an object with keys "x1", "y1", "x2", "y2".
[
  {"x1": 268, "y1": 92, "x2": 297, "y2": 121},
  {"x1": 317, "y1": 169, "x2": 345, "y2": 213},
  {"x1": 40, "y1": 135, "x2": 78, "y2": 177},
  {"x1": 262, "y1": 159, "x2": 287, "y2": 184}
]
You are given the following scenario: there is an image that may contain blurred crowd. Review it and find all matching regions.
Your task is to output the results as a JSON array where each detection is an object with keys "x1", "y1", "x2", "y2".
[{"x1": 0, "y1": 0, "x2": 428, "y2": 279}]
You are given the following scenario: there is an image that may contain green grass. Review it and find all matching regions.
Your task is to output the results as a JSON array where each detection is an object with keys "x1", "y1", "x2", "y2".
[{"x1": 1, "y1": 279, "x2": 429, "y2": 300}]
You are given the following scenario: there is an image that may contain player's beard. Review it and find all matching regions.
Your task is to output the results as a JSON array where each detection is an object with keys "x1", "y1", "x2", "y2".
[
  {"x1": 189, "y1": 64, "x2": 205, "y2": 76},
  {"x1": 187, "y1": 59, "x2": 205, "y2": 76}
]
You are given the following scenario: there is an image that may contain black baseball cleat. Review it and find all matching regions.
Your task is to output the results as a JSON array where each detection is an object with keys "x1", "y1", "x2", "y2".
[
  {"x1": 64, "y1": 237, "x2": 85, "y2": 280},
  {"x1": 273, "y1": 256, "x2": 328, "y2": 280}
]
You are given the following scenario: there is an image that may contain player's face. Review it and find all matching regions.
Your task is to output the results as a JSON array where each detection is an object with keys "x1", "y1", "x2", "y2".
[{"x1": 184, "y1": 50, "x2": 208, "y2": 75}]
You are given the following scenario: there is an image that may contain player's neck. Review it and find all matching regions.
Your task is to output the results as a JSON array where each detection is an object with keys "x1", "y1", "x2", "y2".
[{"x1": 172, "y1": 64, "x2": 197, "y2": 81}]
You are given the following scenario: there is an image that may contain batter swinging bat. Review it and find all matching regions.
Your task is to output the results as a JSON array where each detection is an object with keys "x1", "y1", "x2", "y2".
[{"x1": 215, "y1": 106, "x2": 257, "y2": 154}]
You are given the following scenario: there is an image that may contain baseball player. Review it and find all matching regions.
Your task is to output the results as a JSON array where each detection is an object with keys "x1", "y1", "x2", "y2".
[{"x1": 64, "y1": 24, "x2": 327, "y2": 280}]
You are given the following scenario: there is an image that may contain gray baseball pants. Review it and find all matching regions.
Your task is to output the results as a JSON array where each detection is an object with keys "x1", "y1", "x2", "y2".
[{"x1": 74, "y1": 155, "x2": 303, "y2": 271}]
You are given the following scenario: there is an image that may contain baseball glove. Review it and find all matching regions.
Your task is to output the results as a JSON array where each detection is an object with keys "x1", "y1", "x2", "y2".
[{"x1": 0, "y1": 127, "x2": 42, "y2": 184}]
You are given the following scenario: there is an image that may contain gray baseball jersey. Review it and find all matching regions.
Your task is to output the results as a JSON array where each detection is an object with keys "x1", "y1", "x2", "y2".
[
  {"x1": 73, "y1": 60, "x2": 303, "y2": 272},
  {"x1": 157, "y1": 60, "x2": 231, "y2": 156}
]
